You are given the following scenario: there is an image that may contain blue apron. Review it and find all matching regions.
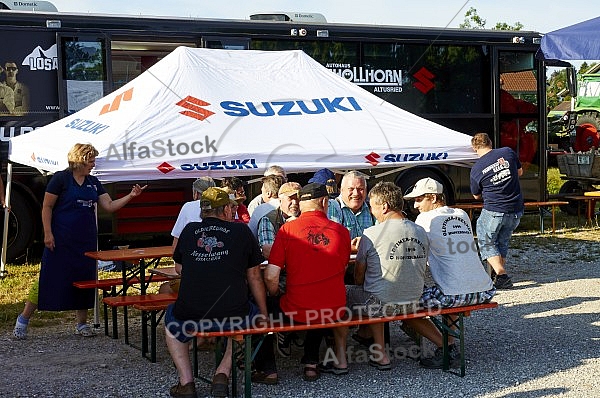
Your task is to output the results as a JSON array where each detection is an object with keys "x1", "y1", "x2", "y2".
[{"x1": 38, "y1": 172, "x2": 100, "y2": 311}]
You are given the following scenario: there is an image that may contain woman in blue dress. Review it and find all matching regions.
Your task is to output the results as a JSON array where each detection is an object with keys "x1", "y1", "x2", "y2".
[{"x1": 14, "y1": 143, "x2": 146, "y2": 338}]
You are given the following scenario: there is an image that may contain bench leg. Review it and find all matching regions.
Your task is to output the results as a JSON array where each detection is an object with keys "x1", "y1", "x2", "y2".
[
  {"x1": 123, "y1": 306, "x2": 129, "y2": 345},
  {"x1": 150, "y1": 310, "x2": 158, "y2": 363},
  {"x1": 440, "y1": 314, "x2": 465, "y2": 377},
  {"x1": 140, "y1": 310, "x2": 149, "y2": 360},
  {"x1": 111, "y1": 305, "x2": 119, "y2": 339}
]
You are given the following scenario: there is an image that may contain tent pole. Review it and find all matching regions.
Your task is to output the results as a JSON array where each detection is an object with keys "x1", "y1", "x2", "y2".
[{"x1": 1, "y1": 163, "x2": 13, "y2": 278}]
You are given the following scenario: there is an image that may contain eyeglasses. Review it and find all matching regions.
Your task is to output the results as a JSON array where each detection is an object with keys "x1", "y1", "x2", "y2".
[{"x1": 5, "y1": 67, "x2": 17, "y2": 72}]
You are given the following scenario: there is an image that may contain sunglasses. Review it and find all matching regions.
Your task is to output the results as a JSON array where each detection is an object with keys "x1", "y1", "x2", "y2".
[{"x1": 5, "y1": 67, "x2": 17, "y2": 71}]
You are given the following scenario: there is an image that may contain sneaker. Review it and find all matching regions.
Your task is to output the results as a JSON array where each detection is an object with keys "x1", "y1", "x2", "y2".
[
  {"x1": 74, "y1": 324, "x2": 96, "y2": 337},
  {"x1": 169, "y1": 381, "x2": 197, "y2": 398},
  {"x1": 494, "y1": 274, "x2": 514, "y2": 289},
  {"x1": 276, "y1": 332, "x2": 292, "y2": 357},
  {"x1": 13, "y1": 319, "x2": 28, "y2": 340},
  {"x1": 419, "y1": 345, "x2": 460, "y2": 369}
]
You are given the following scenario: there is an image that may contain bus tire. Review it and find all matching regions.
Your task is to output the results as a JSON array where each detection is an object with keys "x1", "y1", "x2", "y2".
[
  {"x1": 1, "y1": 190, "x2": 37, "y2": 263},
  {"x1": 558, "y1": 180, "x2": 585, "y2": 215},
  {"x1": 394, "y1": 168, "x2": 452, "y2": 219}
]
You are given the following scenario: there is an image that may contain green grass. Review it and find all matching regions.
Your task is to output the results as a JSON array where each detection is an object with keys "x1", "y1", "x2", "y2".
[{"x1": 547, "y1": 167, "x2": 566, "y2": 195}]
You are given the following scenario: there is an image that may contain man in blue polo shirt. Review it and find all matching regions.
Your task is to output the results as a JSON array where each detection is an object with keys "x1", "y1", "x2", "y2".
[{"x1": 470, "y1": 132, "x2": 524, "y2": 289}]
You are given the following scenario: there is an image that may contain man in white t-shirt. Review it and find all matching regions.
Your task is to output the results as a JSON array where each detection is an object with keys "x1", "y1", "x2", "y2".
[
  {"x1": 170, "y1": 177, "x2": 216, "y2": 250},
  {"x1": 159, "y1": 177, "x2": 216, "y2": 296},
  {"x1": 404, "y1": 177, "x2": 496, "y2": 368}
]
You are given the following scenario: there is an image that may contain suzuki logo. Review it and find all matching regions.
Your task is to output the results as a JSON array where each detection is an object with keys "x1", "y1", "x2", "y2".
[
  {"x1": 365, "y1": 152, "x2": 381, "y2": 166},
  {"x1": 157, "y1": 162, "x2": 175, "y2": 174},
  {"x1": 100, "y1": 88, "x2": 133, "y2": 115},
  {"x1": 176, "y1": 96, "x2": 215, "y2": 121},
  {"x1": 413, "y1": 67, "x2": 435, "y2": 94}
]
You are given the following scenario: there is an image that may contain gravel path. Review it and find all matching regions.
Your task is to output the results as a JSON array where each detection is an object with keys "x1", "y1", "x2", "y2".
[{"x1": 2, "y1": 231, "x2": 599, "y2": 398}]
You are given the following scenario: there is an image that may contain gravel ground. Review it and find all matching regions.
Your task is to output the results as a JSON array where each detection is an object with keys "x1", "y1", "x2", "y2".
[{"x1": 2, "y1": 230, "x2": 600, "y2": 398}]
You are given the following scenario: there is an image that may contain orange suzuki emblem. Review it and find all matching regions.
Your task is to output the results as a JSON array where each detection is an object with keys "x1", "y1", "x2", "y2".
[
  {"x1": 99, "y1": 87, "x2": 134, "y2": 115},
  {"x1": 176, "y1": 96, "x2": 215, "y2": 121}
]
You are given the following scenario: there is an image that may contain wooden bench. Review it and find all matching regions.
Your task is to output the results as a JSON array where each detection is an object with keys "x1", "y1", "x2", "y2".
[
  {"x1": 453, "y1": 201, "x2": 569, "y2": 233},
  {"x1": 102, "y1": 293, "x2": 177, "y2": 344},
  {"x1": 195, "y1": 302, "x2": 498, "y2": 397},
  {"x1": 133, "y1": 300, "x2": 177, "y2": 363},
  {"x1": 74, "y1": 274, "x2": 172, "y2": 339}
]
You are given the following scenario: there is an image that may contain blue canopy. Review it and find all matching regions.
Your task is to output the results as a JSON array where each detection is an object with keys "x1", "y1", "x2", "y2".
[{"x1": 538, "y1": 16, "x2": 600, "y2": 61}]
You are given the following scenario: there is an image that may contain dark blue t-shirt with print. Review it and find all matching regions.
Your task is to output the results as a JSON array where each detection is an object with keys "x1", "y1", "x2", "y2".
[{"x1": 470, "y1": 147, "x2": 524, "y2": 213}]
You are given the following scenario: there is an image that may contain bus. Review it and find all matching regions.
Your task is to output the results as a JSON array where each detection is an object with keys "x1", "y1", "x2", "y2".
[{"x1": 0, "y1": 9, "x2": 546, "y2": 262}]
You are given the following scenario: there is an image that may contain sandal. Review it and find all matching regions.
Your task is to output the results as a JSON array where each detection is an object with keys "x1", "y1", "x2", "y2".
[
  {"x1": 251, "y1": 370, "x2": 278, "y2": 385},
  {"x1": 211, "y1": 373, "x2": 229, "y2": 398},
  {"x1": 303, "y1": 365, "x2": 320, "y2": 382},
  {"x1": 368, "y1": 359, "x2": 392, "y2": 371},
  {"x1": 317, "y1": 362, "x2": 349, "y2": 375}
]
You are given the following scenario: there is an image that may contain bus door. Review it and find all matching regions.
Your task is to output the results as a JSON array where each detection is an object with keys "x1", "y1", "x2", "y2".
[
  {"x1": 56, "y1": 33, "x2": 111, "y2": 118},
  {"x1": 495, "y1": 49, "x2": 543, "y2": 200}
]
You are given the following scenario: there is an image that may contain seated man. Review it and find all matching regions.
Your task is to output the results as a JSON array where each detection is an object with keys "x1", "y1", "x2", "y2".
[
  {"x1": 247, "y1": 174, "x2": 284, "y2": 239},
  {"x1": 347, "y1": 182, "x2": 451, "y2": 370},
  {"x1": 247, "y1": 165, "x2": 287, "y2": 215},
  {"x1": 257, "y1": 182, "x2": 301, "y2": 260},
  {"x1": 264, "y1": 183, "x2": 351, "y2": 381},
  {"x1": 330, "y1": 170, "x2": 374, "y2": 243},
  {"x1": 404, "y1": 177, "x2": 496, "y2": 368},
  {"x1": 165, "y1": 187, "x2": 268, "y2": 398}
]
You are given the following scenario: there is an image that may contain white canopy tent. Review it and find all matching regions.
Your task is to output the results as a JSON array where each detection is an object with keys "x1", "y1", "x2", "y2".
[
  {"x1": 9, "y1": 47, "x2": 476, "y2": 181},
  {"x1": 3, "y1": 47, "x2": 478, "y2": 281}
]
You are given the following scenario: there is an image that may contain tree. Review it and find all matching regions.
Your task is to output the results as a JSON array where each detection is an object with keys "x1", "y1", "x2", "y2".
[{"x1": 459, "y1": 7, "x2": 523, "y2": 31}]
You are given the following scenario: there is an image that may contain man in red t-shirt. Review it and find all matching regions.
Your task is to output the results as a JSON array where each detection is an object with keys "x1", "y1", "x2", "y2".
[{"x1": 265, "y1": 182, "x2": 351, "y2": 381}]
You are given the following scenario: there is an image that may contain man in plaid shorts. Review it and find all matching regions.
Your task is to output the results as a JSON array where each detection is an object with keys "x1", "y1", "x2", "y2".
[{"x1": 404, "y1": 177, "x2": 496, "y2": 368}]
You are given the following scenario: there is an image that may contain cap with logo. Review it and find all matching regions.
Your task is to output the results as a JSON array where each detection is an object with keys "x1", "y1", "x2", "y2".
[
  {"x1": 201, "y1": 187, "x2": 237, "y2": 209},
  {"x1": 298, "y1": 182, "x2": 328, "y2": 201},
  {"x1": 403, "y1": 178, "x2": 443, "y2": 199},
  {"x1": 278, "y1": 182, "x2": 301, "y2": 198}
]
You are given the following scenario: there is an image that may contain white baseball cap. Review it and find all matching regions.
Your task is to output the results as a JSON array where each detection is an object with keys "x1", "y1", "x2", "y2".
[{"x1": 404, "y1": 178, "x2": 443, "y2": 198}]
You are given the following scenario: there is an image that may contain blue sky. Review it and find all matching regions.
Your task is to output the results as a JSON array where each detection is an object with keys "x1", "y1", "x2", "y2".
[{"x1": 48, "y1": 0, "x2": 596, "y2": 34}]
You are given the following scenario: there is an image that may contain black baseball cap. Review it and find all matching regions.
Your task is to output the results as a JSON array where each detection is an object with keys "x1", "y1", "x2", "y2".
[{"x1": 298, "y1": 183, "x2": 328, "y2": 201}]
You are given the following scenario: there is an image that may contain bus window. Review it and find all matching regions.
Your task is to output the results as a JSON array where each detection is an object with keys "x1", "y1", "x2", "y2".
[
  {"x1": 251, "y1": 39, "x2": 359, "y2": 68},
  {"x1": 202, "y1": 37, "x2": 249, "y2": 50},
  {"x1": 110, "y1": 40, "x2": 197, "y2": 90},
  {"x1": 362, "y1": 43, "x2": 490, "y2": 115},
  {"x1": 58, "y1": 35, "x2": 110, "y2": 116}
]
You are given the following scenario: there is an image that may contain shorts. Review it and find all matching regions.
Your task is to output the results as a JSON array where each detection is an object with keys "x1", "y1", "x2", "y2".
[
  {"x1": 164, "y1": 301, "x2": 260, "y2": 343},
  {"x1": 476, "y1": 208, "x2": 522, "y2": 260},
  {"x1": 346, "y1": 284, "x2": 417, "y2": 317},
  {"x1": 419, "y1": 285, "x2": 496, "y2": 308}
]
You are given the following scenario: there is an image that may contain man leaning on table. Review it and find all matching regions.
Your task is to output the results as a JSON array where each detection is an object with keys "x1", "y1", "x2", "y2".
[{"x1": 164, "y1": 187, "x2": 268, "y2": 398}]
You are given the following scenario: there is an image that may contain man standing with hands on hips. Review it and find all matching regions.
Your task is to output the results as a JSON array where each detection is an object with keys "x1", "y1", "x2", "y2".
[{"x1": 470, "y1": 132, "x2": 523, "y2": 289}]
